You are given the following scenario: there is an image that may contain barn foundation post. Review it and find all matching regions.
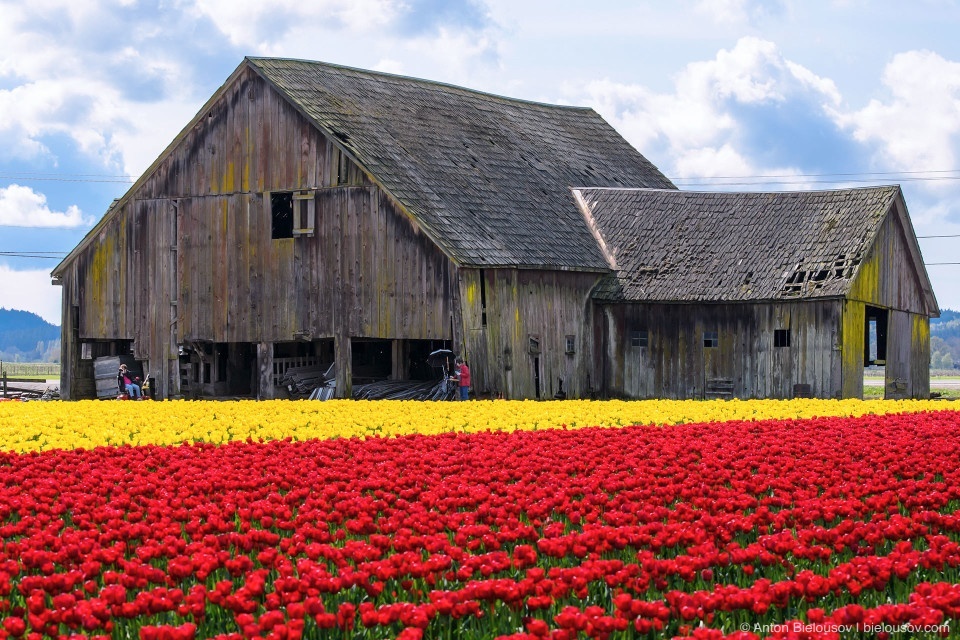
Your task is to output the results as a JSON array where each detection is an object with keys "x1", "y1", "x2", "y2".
[
  {"x1": 257, "y1": 342, "x2": 275, "y2": 400},
  {"x1": 335, "y1": 335, "x2": 352, "y2": 399}
]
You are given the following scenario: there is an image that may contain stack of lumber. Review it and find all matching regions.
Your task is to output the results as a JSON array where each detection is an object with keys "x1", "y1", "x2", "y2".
[{"x1": 279, "y1": 364, "x2": 332, "y2": 398}]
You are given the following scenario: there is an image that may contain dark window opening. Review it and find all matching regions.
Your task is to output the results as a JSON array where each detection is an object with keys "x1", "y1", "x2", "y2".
[
  {"x1": 774, "y1": 329, "x2": 791, "y2": 348},
  {"x1": 203, "y1": 362, "x2": 211, "y2": 384},
  {"x1": 703, "y1": 331, "x2": 719, "y2": 348},
  {"x1": 565, "y1": 335, "x2": 576, "y2": 354},
  {"x1": 630, "y1": 329, "x2": 648, "y2": 348},
  {"x1": 271, "y1": 192, "x2": 293, "y2": 239},
  {"x1": 864, "y1": 306, "x2": 888, "y2": 365},
  {"x1": 479, "y1": 269, "x2": 487, "y2": 327}
]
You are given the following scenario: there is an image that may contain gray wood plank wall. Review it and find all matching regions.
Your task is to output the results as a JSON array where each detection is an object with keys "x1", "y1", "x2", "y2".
[{"x1": 58, "y1": 66, "x2": 456, "y2": 399}]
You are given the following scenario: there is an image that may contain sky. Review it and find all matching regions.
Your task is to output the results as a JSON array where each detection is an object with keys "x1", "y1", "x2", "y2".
[{"x1": 2, "y1": 0, "x2": 960, "y2": 325}]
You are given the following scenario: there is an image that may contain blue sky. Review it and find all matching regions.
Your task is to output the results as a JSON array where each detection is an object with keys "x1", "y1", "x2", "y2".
[{"x1": 2, "y1": 0, "x2": 960, "y2": 325}]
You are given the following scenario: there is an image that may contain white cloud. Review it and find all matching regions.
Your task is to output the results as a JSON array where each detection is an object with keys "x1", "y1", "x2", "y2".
[
  {"x1": 188, "y1": 0, "x2": 399, "y2": 48},
  {"x1": 0, "y1": 185, "x2": 90, "y2": 228},
  {"x1": 694, "y1": 0, "x2": 787, "y2": 24},
  {"x1": 835, "y1": 50, "x2": 960, "y2": 173},
  {"x1": 580, "y1": 37, "x2": 841, "y2": 180},
  {"x1": 0, "y1": 264, "x2": 62, "y2": 325}
]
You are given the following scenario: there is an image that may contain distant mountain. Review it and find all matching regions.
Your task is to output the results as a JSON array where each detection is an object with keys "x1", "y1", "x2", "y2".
[
  {"x1": 0, "y1": 308, "x2": 60, "y2": 363},
  {"x1": 931, "y1": 308, "x2": 960, "y2": 370}
]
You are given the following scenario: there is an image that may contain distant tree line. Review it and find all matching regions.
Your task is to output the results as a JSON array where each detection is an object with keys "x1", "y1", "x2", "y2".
[
  {"x1": 931, "y1": 309, "x2": 960, "y2": 371},
  {"x1": 0, "y1": 308, "x2": 60, "y2": 363}
]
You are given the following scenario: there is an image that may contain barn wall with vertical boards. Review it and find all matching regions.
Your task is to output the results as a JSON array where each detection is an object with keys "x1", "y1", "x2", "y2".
[
  {"x1": 601, "y1": 301, "x2": 845, "y2": 400},
  {"x1": 58, "y1": 65, "x2": 457, "y2": 398},
  {"x1": 459, "y1": 268, "x2": 601, "y2": 399}
]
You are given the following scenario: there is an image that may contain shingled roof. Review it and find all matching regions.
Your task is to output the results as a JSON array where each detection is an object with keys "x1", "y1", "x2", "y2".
[
  {"x1": 575, "y1": 186, "x2": 926, "y2": 303},
  {"x1": 247, "y1": 57, "x2": 675, "y2": 271}
]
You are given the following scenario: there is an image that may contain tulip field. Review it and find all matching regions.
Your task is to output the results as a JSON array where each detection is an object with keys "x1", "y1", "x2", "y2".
[{"x1": 0, "y1": 399, "x2": 959, "y2": 639}]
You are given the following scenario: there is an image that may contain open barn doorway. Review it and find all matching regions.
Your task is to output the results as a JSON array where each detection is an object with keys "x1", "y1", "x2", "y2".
[{"x1": 863, "y1": 306, "x2": 889, "y2": 398}]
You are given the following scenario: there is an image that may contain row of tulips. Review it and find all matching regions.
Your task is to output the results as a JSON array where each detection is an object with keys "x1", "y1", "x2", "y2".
[
  {"x1": 0, "y1": 397, "x2": 951, "y2": 452},
  {"x1": 1, "y1": 408, "x2": 959, "y2": 638}
]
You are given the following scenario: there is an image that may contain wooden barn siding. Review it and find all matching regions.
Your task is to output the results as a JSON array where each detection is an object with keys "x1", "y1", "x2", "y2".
[
  {"x1": 58, "y1": 268, "x2": 79, "y2": 399},
  {"x1": 847, "y1": 209, "x2": 926, "y2": 313},
  {"x1": 459, "y1": 269, "x2": 599, "y2": 399},
  {"x1": 175, "y1": 187, "x2": 453, "y2": 344},
  {"x1": 844, "y1": 208, "x2": 931, "y2": 399},
  {"x1": 60, "y1": 65, "x2": 456, "y2": 398},
  {"x1": 601, "y1": 301, "x2": 844, "y2": 399}
]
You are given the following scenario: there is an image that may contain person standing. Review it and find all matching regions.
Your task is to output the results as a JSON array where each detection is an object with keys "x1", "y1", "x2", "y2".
[{"x1": 454, "y1": 357, "x2": 471, "y2": 400}]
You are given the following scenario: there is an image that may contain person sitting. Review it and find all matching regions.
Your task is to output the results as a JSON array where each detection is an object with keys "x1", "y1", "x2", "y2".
[{"x1": 118, "y1": 364, "x2": 143, "y2": 400}]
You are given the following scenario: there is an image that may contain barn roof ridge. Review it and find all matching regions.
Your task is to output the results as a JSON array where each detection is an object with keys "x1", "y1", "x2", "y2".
[
  {"x1": 572, "y1": 184, "x2": 903, "y2": 195},
  {"x1": 246, "y1": 56, "x2": 594, "y2": 112}
]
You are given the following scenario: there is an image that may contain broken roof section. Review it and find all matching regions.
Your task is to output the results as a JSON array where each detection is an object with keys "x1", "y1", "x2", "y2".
[
  {"x1": 575, "y1": 185, "x2": 937, "y2": 313},
  {"x1": 247, "y1": 57, "x2": 675, "y2": 271}
]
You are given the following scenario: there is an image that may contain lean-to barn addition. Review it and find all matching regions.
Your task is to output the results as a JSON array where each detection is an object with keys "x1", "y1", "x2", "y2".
[
  {"x1": 53, "y1": 58, "x2": 938, "y2": 401},
  {"x1": 575, "y1": 187, "x2": 938, "y2": 400}
]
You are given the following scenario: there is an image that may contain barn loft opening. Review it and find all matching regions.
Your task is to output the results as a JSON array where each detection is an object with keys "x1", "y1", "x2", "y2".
[{"x1": 271, "y1": 192, "x2": 294, "y2": 239}]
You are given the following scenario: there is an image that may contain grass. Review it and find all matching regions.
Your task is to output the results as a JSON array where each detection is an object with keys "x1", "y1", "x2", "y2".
[{"x1": 0, "y1": 362, "x2": 60, "y2": 380}]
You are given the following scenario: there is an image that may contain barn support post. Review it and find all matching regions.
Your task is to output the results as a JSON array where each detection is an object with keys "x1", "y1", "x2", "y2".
[
  {"x1": 257, "y1": 342, "x2": 274, "y2": 400},
  {"x1": 335, "y1": 335, "x2": 352, "y2": 398}
]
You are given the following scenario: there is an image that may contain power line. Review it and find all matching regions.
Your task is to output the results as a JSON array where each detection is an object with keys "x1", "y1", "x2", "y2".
[
  {"x1": 0, "y1": 174, "x2": 134, "y2": 184},
  {"x1": 0, "y1": 252, "x2": 66, "y2": 259},
  {"x1": 917, "y1": 234, "x2": 960, "y2": 239}
]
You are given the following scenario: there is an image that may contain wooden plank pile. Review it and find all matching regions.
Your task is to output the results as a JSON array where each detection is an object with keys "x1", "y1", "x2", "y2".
[{"x1": 279, "y1": 363, "x2": 333, "y2": 398}]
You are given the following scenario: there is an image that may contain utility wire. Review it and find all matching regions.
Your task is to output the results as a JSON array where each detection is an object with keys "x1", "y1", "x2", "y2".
[
  {"x1": 0, "y1": 174, "x2": 134, "y2": 184},
  {"x1": 0, "y1": 252, "x2": 66, "y2": 259}
]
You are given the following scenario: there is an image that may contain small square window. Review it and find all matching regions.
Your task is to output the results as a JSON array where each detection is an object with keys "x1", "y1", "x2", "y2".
[
  {"x1": 528, "y1": 335, "x2": 541, "y2": 355},
  {"x1": 703, "y1": 331, "x2": 719, "y2": 348},
  {"x1": 774, "y1": 329, "x2": 791, "y2": 348},
  {"x1": 565, "y1": 335, "x2": 576, "y2": 354},
  {"x1": 630, "y1": 330, "x2": 649, "y2": 348}
]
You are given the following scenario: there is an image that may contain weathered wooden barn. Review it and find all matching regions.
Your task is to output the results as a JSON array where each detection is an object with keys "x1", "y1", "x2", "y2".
[
  {"x1": 52, "y1": 57, "x2": 938, "y2": 401},
  {"x1": 51, "y1": 57, "x2": 674, "y2": 400},
  {"x1": 574, "y1": 186, "x2": 939, "y2": 400}
]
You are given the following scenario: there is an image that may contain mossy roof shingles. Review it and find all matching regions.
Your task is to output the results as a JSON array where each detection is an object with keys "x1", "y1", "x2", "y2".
[
  {"x1": 576, "y1": 186, "x2": 902, "y2": 302},
  {"x1": 247, "y1": 57, "x2": 675, "y2": 270}
]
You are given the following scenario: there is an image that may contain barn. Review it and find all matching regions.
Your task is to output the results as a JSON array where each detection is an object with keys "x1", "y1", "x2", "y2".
[
  {"x1": 52, "y1": 57, "x2": 938, "y2": 401},
  {"x1": 575, "y1": 186, "x2": 939, "y2": 400},
  {"x1": 51, "y1": 57, "x2": 673, "y2": 401}
]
